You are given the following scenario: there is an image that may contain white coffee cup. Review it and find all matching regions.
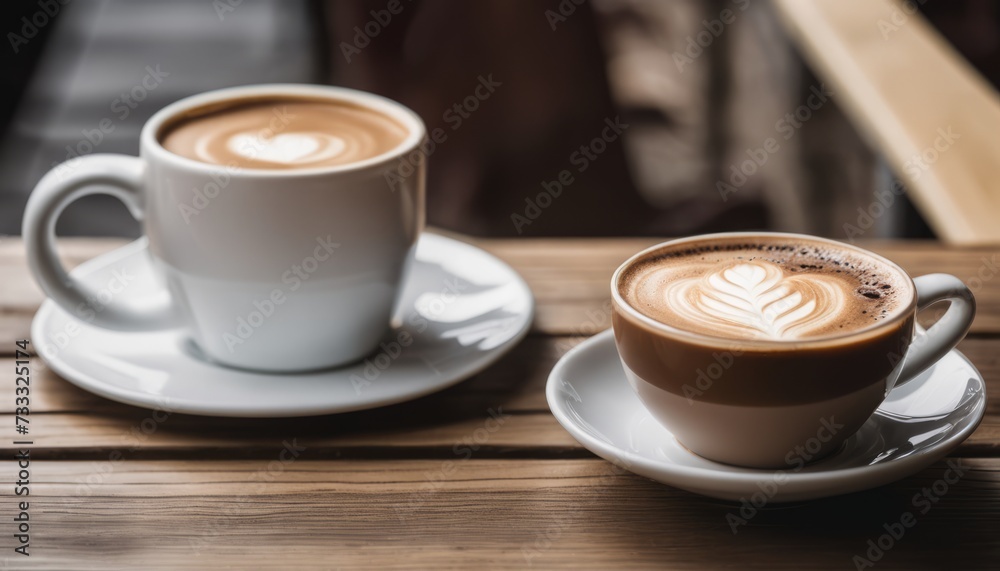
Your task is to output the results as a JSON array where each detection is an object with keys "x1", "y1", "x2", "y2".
[{"x1": 23, "y1": 84, "x2": 427, "y2": 372}]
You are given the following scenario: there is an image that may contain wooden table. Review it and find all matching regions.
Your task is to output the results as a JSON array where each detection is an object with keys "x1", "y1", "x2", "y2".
[{"x1": 2, "y1": 236, "x2": 999, "y2": 569}]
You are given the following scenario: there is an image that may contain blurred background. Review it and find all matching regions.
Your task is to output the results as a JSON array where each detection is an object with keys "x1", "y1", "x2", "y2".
[{"x1": 1, "y1": 0, "x2": 997, "y2": 238}]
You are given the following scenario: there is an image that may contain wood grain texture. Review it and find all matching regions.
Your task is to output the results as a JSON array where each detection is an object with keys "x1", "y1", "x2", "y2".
[
  {"x1": 3, "y1": 237, "x2": 1000, "y2": 569},
  {"x1": 772, "y1": 0, "x2": 1000, "y2": 245},
  {"x1": 8, "y1": 458, "x2": 1000, "y2": 570},
  {"x1": 1, "y1": 237, "x2": 999, "y2": 460},
  {"x1": 2, "y1": 336, "x2": 999, "y2": 459},
  {"x1": 3, "y1": 237, "x2": 1000, "y2": 342}
]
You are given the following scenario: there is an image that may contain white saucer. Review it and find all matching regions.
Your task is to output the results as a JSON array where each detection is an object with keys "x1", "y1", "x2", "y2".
[
  {"x1": 33, "y1": 233, "x2": 533, "y2": 417},
  {"x1": 546, "y1": 329, "x2": 986, "y2": 502}
]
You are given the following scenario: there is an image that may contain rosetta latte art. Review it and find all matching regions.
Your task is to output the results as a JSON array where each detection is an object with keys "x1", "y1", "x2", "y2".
[{"x1": 663, "y1": 261, "x2": 847, "y2": 340}]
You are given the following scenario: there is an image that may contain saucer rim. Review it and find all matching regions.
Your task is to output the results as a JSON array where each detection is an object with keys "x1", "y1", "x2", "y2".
[
  {"x1": 32, "y1": 233, "x2": 535, "y2": 417},
  {"x1": 546, "y1": 328, "x2": 986, "y2": 486}
]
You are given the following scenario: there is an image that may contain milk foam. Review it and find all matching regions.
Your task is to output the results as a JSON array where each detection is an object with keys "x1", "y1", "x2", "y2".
[
  {"x1": 620, "y1": 240, "x2": 910, "y2": 341},
  {"x1": 160, "y1": 98, "x2": 408, "y2": 170},
  {"x1": 226, "y1": 132, "x2": 347, "y2": 165},
  {"x1": 663, "y1": 260, "x2": 849, "y2": 340}
]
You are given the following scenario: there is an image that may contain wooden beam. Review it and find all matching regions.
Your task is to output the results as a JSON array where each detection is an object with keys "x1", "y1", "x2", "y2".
[{"x1": 773, "y1": 0, "x2": 1000, "y2": 244}]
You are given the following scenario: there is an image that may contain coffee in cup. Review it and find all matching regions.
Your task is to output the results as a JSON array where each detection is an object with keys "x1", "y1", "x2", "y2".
[
  {"x1": 24, "y1": 84, "x2": 427, "y2": 372},
  {"x1": 612, "y1": 233, "x2": 975, "y2": 468},
  {"x1": 159, "y1": 98, "x2": 409, "y2": 170},
  {"x1": 619, "y1": 238, "x2": 910, "y2": 341}
]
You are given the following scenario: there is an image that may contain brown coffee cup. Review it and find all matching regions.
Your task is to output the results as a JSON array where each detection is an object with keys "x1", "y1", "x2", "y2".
[{"x1": 611, "y1": 232, "x2": 976, "y2": 468}]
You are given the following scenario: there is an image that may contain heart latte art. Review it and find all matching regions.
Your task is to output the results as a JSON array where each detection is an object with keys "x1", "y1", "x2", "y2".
[
  {"x1": 160, "y1": 98, "x2": 408, "y2": 169},
  {"x1": 225, "y1": 132, "x2": 347, "y2": 166},
  {"x1": 619, "y1": 240, "x2": 909, "y2": 341}
]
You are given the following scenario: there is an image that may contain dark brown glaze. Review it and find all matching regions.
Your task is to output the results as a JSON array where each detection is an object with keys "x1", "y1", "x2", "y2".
[{"x1": 612, "y1": 300, "x2": 915, "y2": 406}]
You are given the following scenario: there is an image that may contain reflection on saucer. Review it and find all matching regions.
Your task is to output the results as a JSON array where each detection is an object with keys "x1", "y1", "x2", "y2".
[
  {"x1": 547, "y1": 329, "x2": 985, "y2": 501},
  {"x1": 33, "y1": 233, "x2": 534, "y2": 417}
]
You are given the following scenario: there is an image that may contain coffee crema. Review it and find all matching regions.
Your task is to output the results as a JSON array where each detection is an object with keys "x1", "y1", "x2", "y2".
[
  {"x1": 158, "y1": 98, "x2": 408, "y2": 170},
  {"x1": 619, "y1": 238, "x2": 911, "y2": 341}
]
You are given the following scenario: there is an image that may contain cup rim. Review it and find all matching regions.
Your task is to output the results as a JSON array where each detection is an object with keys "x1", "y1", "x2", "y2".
[
  {"x1": 611, "y1": 231, "x2": 919, "y2": 349},
  {"x1": 140, "y1": 83, "x2": 427, "y2": 178}
]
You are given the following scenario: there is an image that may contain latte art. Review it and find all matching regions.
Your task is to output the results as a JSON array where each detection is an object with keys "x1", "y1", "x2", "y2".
[
  {"x1": 160, "y1": 98, "x2": 408, "y2": 170},
  {"x1": 619, "y1": 238, "x2": 910, "y2": 341},
  {"x1": 226, "y1": 132, "x2": 347, "y2": 166},
  {"x1": 664, "y1": 261, "x2": 847, "y2": 340}
]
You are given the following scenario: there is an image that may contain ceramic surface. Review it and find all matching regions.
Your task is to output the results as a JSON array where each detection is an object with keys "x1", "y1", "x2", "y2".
[
  {"x1": 547, "y1": 329, "x2": 985, "y2": 501},
  {"x1": 33, "y1": 233, "x2": 533, "y2": 417}
]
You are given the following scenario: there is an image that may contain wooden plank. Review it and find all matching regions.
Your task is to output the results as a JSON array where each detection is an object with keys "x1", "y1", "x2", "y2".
[
  {"x1": 7, "y1": 457, "x2": 1000, "y2": 569},
  {"x1": 2, "y1": 337, "x2": 998, "y2": 459},
  {"x1": 485, "y1": 238, "x2": 1000, "y2": 335},
  {"x1": 772, "y1": 0, "x2": 1000, "y2": 245},
  {"x1": 6, "y1": 233, "x2": 997, "y2": 570},
  {"x1": 9, "y1": 336, "x2": 569, "y2": 416},
  {"x1": 0, "y1": 336, "x2": 579, "y2": 459},
  {"x1": 2, "y1": 238, "x2": 1000, "y2": 339}
]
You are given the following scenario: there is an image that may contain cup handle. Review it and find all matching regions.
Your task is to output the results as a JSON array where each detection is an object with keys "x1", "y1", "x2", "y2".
[
  {"x1": 22, "y1": 154, "x2": 180, "y2": 331},
  {"x1": 893, "y1": 274, "x2": 976, "y2": 387}
]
